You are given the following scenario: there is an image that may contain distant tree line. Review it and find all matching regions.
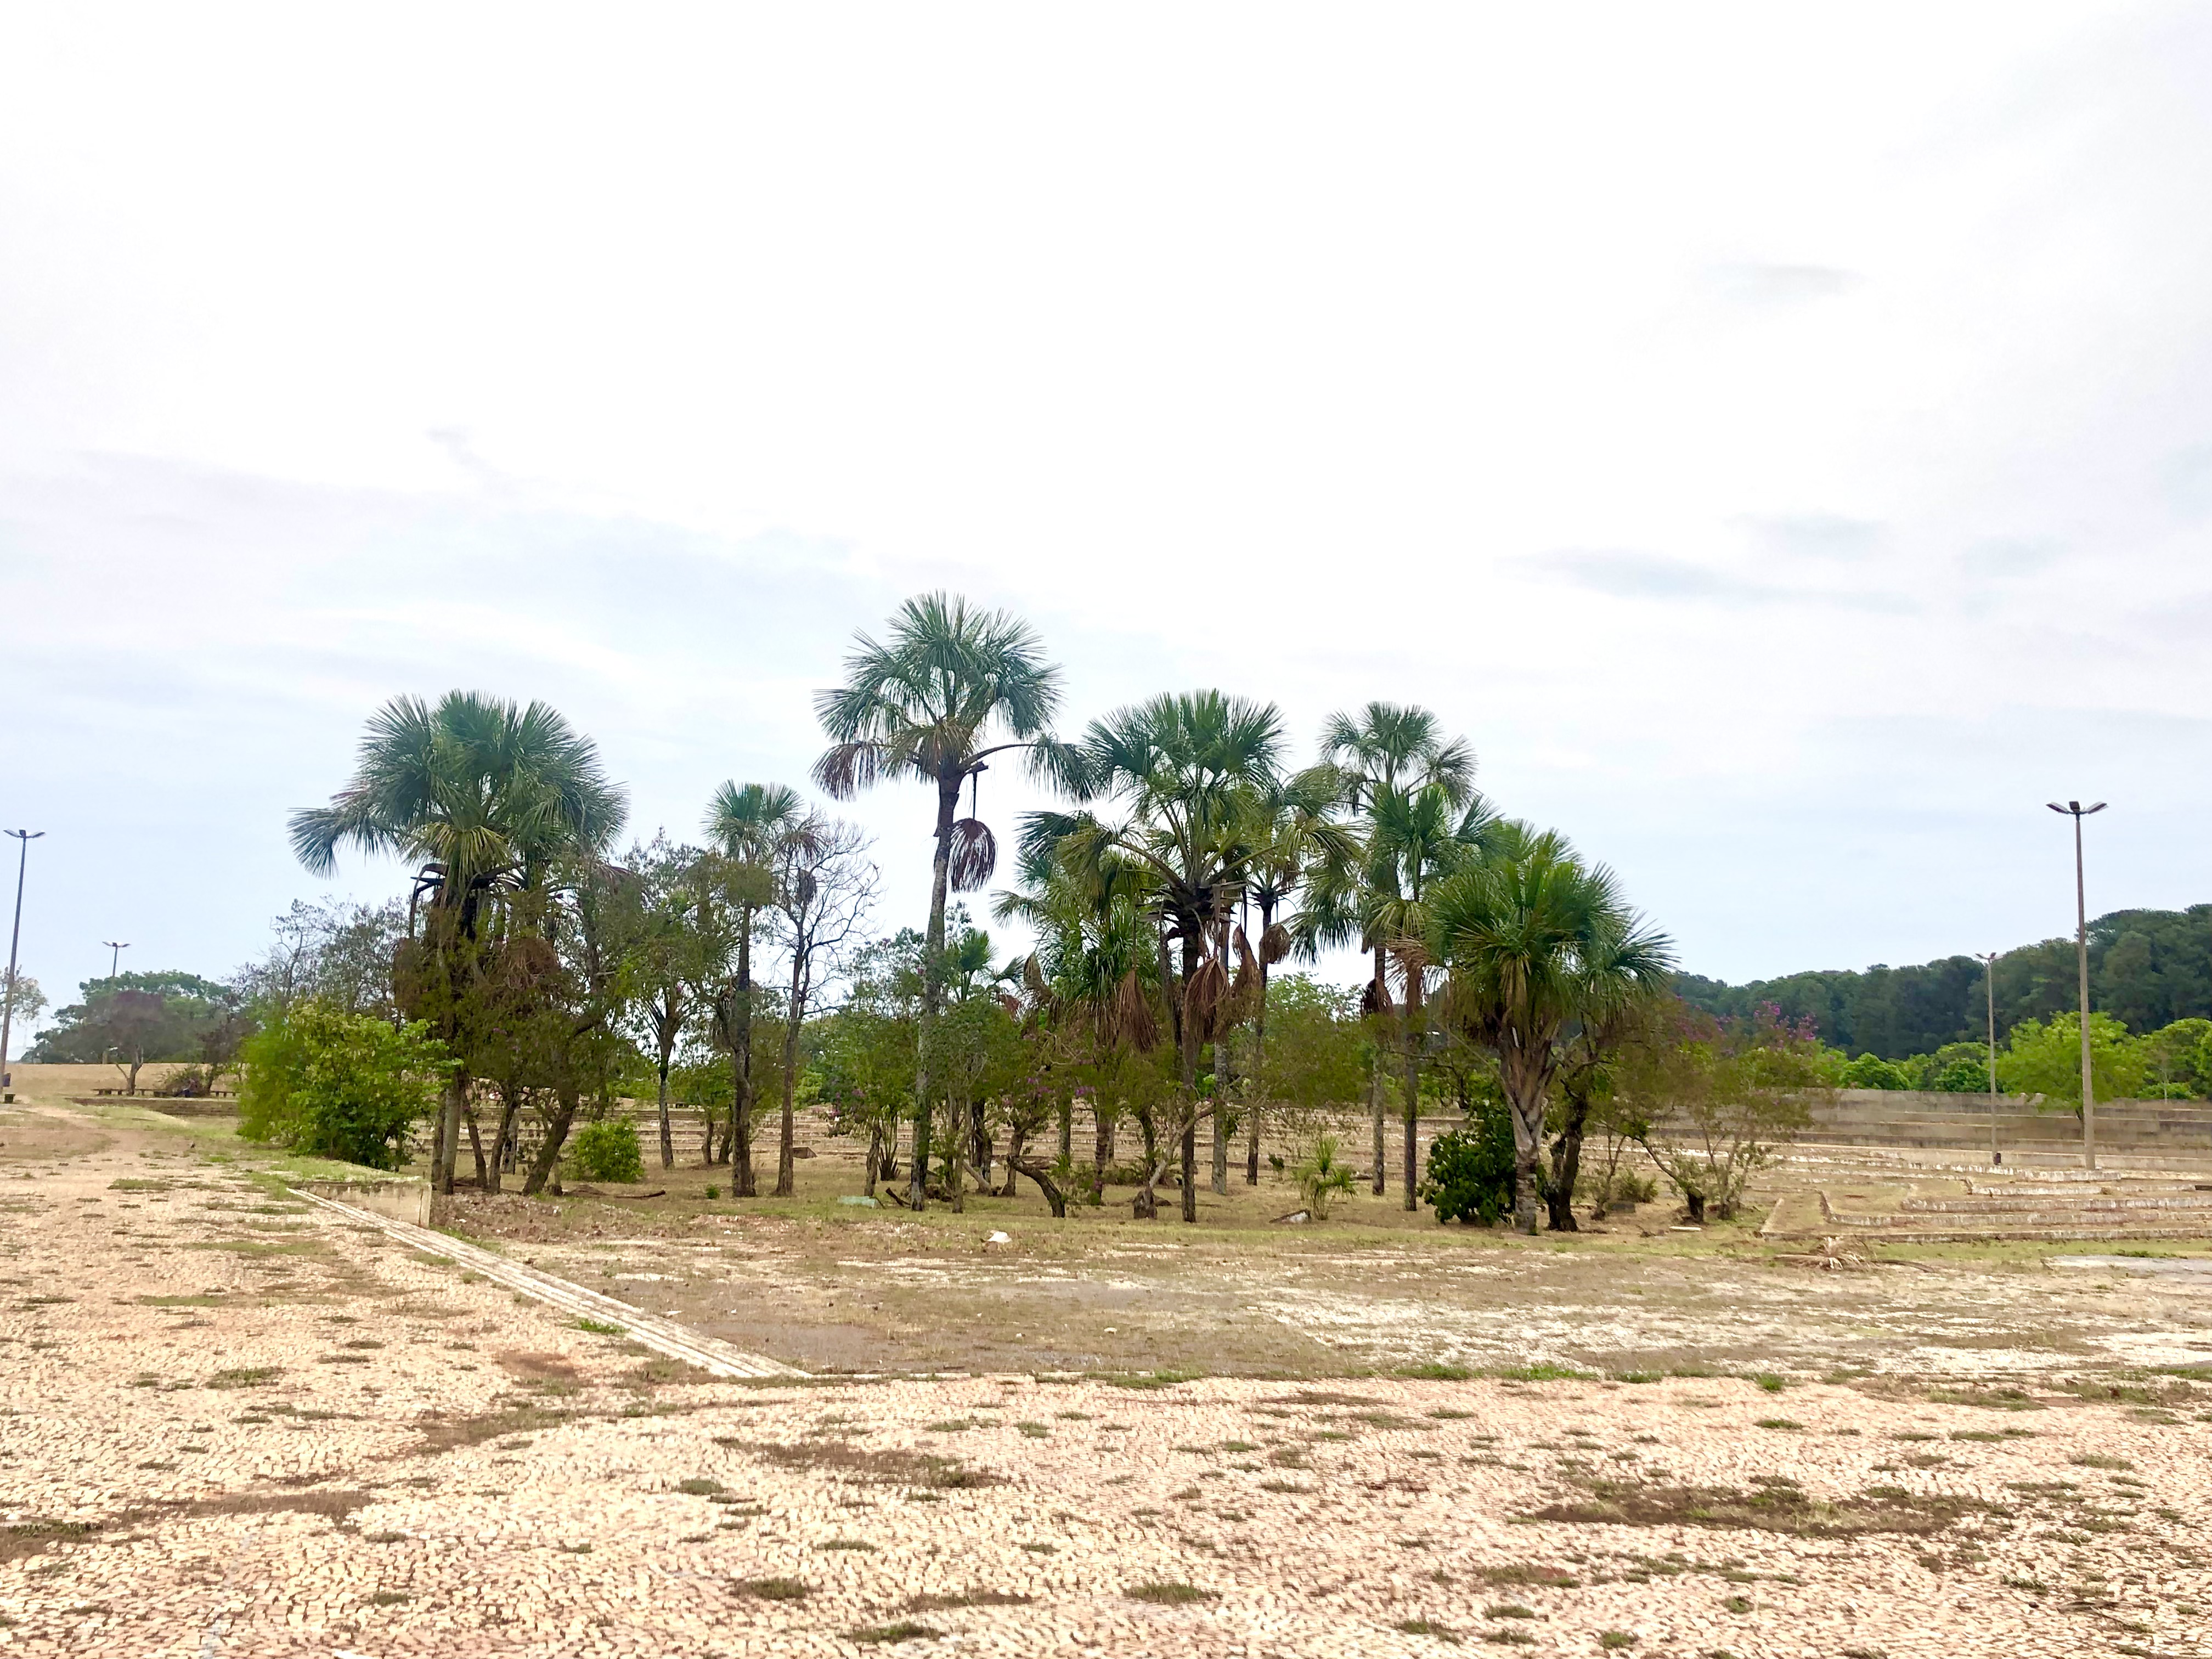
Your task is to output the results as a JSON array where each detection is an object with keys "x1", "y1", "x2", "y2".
[{"x1": 1674, "y1": 904, "x2": 2212, "y2": 1060}]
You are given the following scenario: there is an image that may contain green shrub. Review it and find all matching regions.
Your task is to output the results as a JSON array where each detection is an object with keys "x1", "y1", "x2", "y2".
[
  {"x1": 1420, "y1": 1097, "x2": 1516, "y2": 1225},
  {"x1": 571, "y1": 1115, "x2": 644, "y2": 1182},
  {"x1": 1839, "y1": 1052, "x2": 1911, "y2": 1090},
  {"x1": 1294, "y1": 1133, "x2": 1356, "y2": 1219},
  {"x1": 236, "y1": 1001, "x2": 449, "y2": 1170}
]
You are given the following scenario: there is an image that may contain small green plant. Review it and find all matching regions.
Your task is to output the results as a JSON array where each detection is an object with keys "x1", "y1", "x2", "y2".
[
  {"x1": 845, "y1": 1623, "x2": 941, "y2": 1645},
  {"x1": 1753, "y1": 1418, "x2": 1802, "y2": 1431},
  {"x1": 1753, "y1": 1373, "x2": 1787, "y2": 1393},
  {"x1": 1599, "y1": 1634, "x2": 1636, "y2": 1651},
  {"x1": 819, "y1": 1538, "x2": 876, "y2": 1551},
  {"x1": 206, "y1": 1367, "x2": 281, "y2": 1390},
  {"x1": 1485, "y1": 1604, "x2": 1536, "y2": 1618},
  {"x1": 676, "y1": 1478, "x2": 725, "y2": 1496},
  {"x1": 575, "y1": 1317, "x2": 624, "y2": 1336},
  {"x1": 570, "y1": 1115, "x2": 644, "y2": 1182},
  {"x1": 1294, "y1": 1134, "x2": 1357, "y2": 1220},
  {"x1": 1395, "y1": 1618, "x2": 1456, "y2": 1637},
  {"x1": 704, "y1": 1184, "x2": 720, "y2": 1200},
  {"x1": 1421, "y1": 1101, "x2": 1517, "y2": 1225},
  {"x1": 1722, "y1": 1595, "x2": 1751, "y2": 1613}
]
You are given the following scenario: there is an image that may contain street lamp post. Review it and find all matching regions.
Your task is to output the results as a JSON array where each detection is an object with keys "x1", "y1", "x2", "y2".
[
  {"x1": 1, "y1": 830, "x2": 44, "y2": 1099},
  {"x1": 1978, "y1": 950, "x2": 2001, "y2": 1166},
  {"x1": 102, "y1": 940, "x2": 129, "y2": 980},
  {"x1": 2046, "y1": 801, "x2": 2107, "y2": 1172}
]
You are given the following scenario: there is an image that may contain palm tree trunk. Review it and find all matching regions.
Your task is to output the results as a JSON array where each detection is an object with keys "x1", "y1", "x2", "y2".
[
  {"x1": 950, "y1": 1090, "x2": 969, "y2": 1214},
  {"x1": 655, "y1": 1041, "x2": 675, "y2": 1171},
  {"x1": 1501, "y1": 1043, "x2": 1548, "y2": 1234},
  {"x1": 776, "y1": 950, "x2": 806, "y2": 1198},
  {"x1": 1401, "y1": 965, "x2": 1424, "y2": 1211},
  {"x1": 1546, "y1": 1090, "x2": 1589, "y2": 1233},
  {"x1": 435, "y1": 1070, "x2": 467, "y2": 1195},
  {"x1": 909, "y1": 778, "x2": 961, "y2": 1211},
  {"x1": 1247, "y1": 958, "x2": 1268, "y2": 1185},
  {"x1": 732, "y1": 917, "x2": 756, "y2": 1196},
  {"x1": 1369, "y1": 948, "x2": 1387, "y2": 1195}
]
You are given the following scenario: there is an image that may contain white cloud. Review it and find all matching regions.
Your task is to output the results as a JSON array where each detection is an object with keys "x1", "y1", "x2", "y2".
[{"x1": 3, "y1": 4, "x2": 2212, "y2": 1008}]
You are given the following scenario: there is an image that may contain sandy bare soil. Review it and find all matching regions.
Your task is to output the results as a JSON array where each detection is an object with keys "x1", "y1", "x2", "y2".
[{"x1": 0, "y1": 1098, "x2": 2208, "y2": 1657}]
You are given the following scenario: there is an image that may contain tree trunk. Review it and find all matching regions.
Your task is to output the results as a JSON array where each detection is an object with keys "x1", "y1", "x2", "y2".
[
  {"x1": 1180, "y1": 1114, "x2": 1199, "y2": 1223},
  {"x1": 1502, "y1": 1045, "x2": 1549, "y2": 1235},
  {"x1": 1683, "y1": 1189, "x2": 1707, "y2": 1224},
  {"x1": 973, "y1": 1101, "x2": 994, "y2": 1193},
  {"x1": 521, "y1": 1085, "x2": 580, "y2": 1196},
  {"x1": 1401, "y1": 962, "x2": 1424, "y2": 1212},
  {"x1": 1011, "y1": 1155, "x2": 1068, "y2": 1217},
  {"x1": 1546, "y1": 1091, "x2": 1592, "y2": 1232},
  {"x1": 1369, "y1": 949, "x2": 1387, "y2": 1195},
  {"x1": 1001, "y1": 1123, "x2": 1025, "y2": 1197},
  {"x1": 863, "y1": 1123, "x2": 883, "y2": 1199},
  {"x1": 1058, "y1": 1096, "x2": 1073, "y2": 1168},
  {"x1": 466, "y1": 1107, "x2": 487, "y2": 1190},
  {"x1": 775, "y1": 985, "x2": 803, "y2": 1199},
  {"x1": 486, "y1": 1088, "x2": 520, "y2": 1195},
  {"x1": 435, "y1": 1070, "x2": 468, "y2": 1195},
  {"x1": 732, "y1": 918, "x2": 757, "y2": 1195},
  {"x1": 1247, "y1": 958, "x2": 1268, "y2": 1185},
  {"x1": 656, "y1": 1054, "x2": 675, "y2": 1172},
  {"x1": 949, "y1": 1092, "x2": 969, "y2": 1214},
  {"x1": 1091, "y1": 1106, "x2": 1113, "y2": 1206},
  {"x1": 910, "y1": 777, "x2": 962, "y2": 1212},
  {"x1": 1132, "y1": 1105, "x2": 1160, "y2": 1219}
]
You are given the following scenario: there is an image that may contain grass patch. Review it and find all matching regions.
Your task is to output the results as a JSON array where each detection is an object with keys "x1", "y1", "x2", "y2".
[
  {"x1": 1526, "y1": 1474, "x2": 1997, "y2": 1537},
  {"x1": 1752, "y1": 1373, "x2": 1787, "y2": 1393},
  {"x1": 819, "y1": 1537, "x2": 876, "y2": 1551},
  {"x1": 1926, "y1": 1386, "x2": 2041, "y2": 1412},
  {"x1": 845, "y1": 1623, "x2": 941, "y2": 1645},
  {"x1": 205, "y1": 1367, "x2": 281, "y2": 1390},
  {"x1": 2068, "y1": 1454, "x2": 2132, "y2": 1470},
  {"x1": 1475, "y1": 1564, "x2": 1579, "y2": 1588},
  {"x1": 574, "y1": 1317, "x2": 625, "y2": 1335},
  {"x1": 1127, "y1": 1581, "x2": 1214, "y2": 1605},
  {"x1": 675, "y1": 1478, "x2": 725, "y2": 1496},
  {"x1": 739, "y1": 1438, "x2": 1004, "y2": 1489},
  {"x1": 1484, "y1": 1603, "x2": 1536, "y2": 1618},
  {"x1": 1400, "y1": 1362, "x2": 1474, "y2": 1380},
  {"x1": 905, "y1": 1590, "x2": 1034, "y2": 1611},
  {"x1": 1395, "y1": 1617, "x2": 1458, "y2": 1638},
  {"x1": 1599, "y1": 1634, "x2": 1635, "y2": 1651},
  {"x1": 1723, "y1": 1594, "x2": 1752, "y2": 1612},
  {"x1": 734, "y1": 1576, "x2": 809, "y2": 1600},
  {"x1": 1753, "y1": 1418, "x2": 1802, "y2": 1431},
  {"x1": 1489, "y1": 1363, "x2": 1593, "y2": 1383},
  {"x1": 1093, "y1": 1368, "x2": 1204, "y2": 1390}
]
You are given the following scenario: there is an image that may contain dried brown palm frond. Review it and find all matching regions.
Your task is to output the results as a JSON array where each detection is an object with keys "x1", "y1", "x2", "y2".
[
  {"x1": 1108, "y1": 968, "x2": 1159, "y2": 1052},
  {"x1": 1259, "y1": 921, "x2": 1293, "y2": 966},
  {"x1": 946, "y1": 817, "x2": 998, "y2": 892},
  {"x1": 1226, "y1": 928, "x2": 1262, "y2": 1026},
  {"x1": 1359, "y1": 977, "x2": 1394, "y2": 1018},
  {"x1": 1184, "y1": 955, "x2": 1231, "y2": 1042},
  {"x1": 1022, "y1": 952, "x2": 1049, "y2": 999}
]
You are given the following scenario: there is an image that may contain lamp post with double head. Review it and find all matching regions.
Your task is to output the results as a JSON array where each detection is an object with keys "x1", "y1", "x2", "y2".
[
  {"x1": 102, "y1": 940, "x2": 129, "y2": 981},
  {"x1": 2046, "y1": 801, "x2": 2106, "y2": 1171}
]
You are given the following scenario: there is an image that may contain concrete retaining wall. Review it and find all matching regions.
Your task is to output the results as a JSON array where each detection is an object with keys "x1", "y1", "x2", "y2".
[{"x1": 295, "y1": 1178, "x2": 432, "y2": 1226}]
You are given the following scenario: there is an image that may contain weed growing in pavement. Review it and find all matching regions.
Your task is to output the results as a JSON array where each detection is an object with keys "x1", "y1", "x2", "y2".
[
  {"x1": 734, "y1": 1577, "x2": 809, "y2": 1600},
  {"x1": 1127, "y1": 1582, "x2": 1213, "y2": 1605},
  {"x1": 845, "y1": 1622, "x2": 941, "y2": 1645}
]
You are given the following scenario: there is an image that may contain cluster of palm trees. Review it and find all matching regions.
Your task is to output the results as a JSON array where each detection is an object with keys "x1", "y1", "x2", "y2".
[
  {"x1": 815, "y1": 594, "x2": 1675, "y2": 1234},
  {"x1": 285, "y1": 593, "x2": 1674, "y2": 1233}
]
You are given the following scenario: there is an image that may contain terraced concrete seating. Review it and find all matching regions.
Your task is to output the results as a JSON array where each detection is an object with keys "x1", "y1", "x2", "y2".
[{"x1": 1774, "y1": 1174, "x2": 2212, "y2": 1244}]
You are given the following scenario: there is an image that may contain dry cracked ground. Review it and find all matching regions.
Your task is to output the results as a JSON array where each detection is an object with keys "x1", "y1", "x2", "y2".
[{"x1": 2, "y1": 1097, "x2": 2210, "y2": 1658}]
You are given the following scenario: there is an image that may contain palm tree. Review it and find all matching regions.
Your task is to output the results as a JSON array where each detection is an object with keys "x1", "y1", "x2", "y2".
[
  {"x1": 813, "y1": 594, "x2": 1067, "y2": 1211},
  {"x1": 1429, "y1": 822, "x2": 1673, "y2": 1233},
  {"x1": 1318, "y1": 702, "x2": 1474, "y2": 1194},
  {"x1": 1024, "y1": 690, "x2": 1283, "y2": 1221},
  {"x1": 289, "y1": 691, "x2": 627, "y2": 1194},
  {"x1": 1362, "y1": 782, "x2": 1494, "y2": 1207},
  {"x1": 703, "y1": 781, "x2": 811, "y2": 1196},
  {"x1": 1232, "y1": 772, "x2": 1357, "y2": 1184}
]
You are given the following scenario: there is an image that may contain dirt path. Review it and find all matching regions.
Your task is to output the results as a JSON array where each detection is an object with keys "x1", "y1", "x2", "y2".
[{"x1": 0, "y1": 1102, "x2": 2207, "y2": 1656}]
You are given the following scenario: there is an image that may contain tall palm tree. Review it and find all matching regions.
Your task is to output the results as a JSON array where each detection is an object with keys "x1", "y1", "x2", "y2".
[
  {"x1": 1024, "y1": 690, "x2": 1283, "y2": 1221},
  {"x1": 703, "y1": 781, "x2": 811, "y2": 1197},
  {"x1": 813, "y1": 594, "x2": 1067, "y2": 1211},
  {"x1": 1318, "y1": 702, "x2": 1474, "y2": 1194},
  {"x1": 289, "y1": 691, "x2": 627, "y2": 1194},
  {"x1": 1362, "y1": 782, "x2": 1494, "y2": 1207},
  {"x1": 1232, "y1": 771, "x2": 1357, "y2": 1184},
  {"x1": 1429, "y1": 822, "x2": 1673, "y2": 1233}
]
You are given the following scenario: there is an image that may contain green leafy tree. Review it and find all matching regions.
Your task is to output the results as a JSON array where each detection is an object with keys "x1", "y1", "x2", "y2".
[
  {"x1": 813, "y1": 594, "x2": 1066, "y2": 1211},
  {"x1": 1420, "y1": 1102, "x2": 1517, "y2": 1226},
  {"x1": 570, "y1": 1115, "x2": 645, "y2": 1182},
  {"x1": 236, "y1": 1001, "x2": 451, "y2": 1170},
  {"x1": 1839, "y1": 1051, "x2": 1912, "y2": 1090},
  {"x1": 287, "y1": 691, "x2": 627, "y2": 1194},
  {"x1": 1996, "y1": 1012, "x2": 2147, "y2": 1114}
]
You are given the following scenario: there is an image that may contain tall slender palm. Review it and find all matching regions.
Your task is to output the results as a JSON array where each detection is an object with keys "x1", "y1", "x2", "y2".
[
  {"x1": 289, "y1": 691, "x2": 626, "y2": 1193},
  {"x1": 1318, "y1": 702, "x2": 1474, "y2": 1193},
  {"x1": 703, "y1": 781, "x2": 811, "y2": 1197},
  {"x1": 1233, "y1": 771, "x2": 1357, "y2": 1184},
  {"x1": 1024, "y1": 690, "x2": 1283, "y2": 1221},
  {"x1": 1363, "y1": 782, "x2": 1494, "y2": 1207},
  {"x1": 814, "y1": 594, "x2": 1067, "y2": 1210},
  {"x1": 1429, "y1": 822, "x2": 1673, "y2": 1233}
]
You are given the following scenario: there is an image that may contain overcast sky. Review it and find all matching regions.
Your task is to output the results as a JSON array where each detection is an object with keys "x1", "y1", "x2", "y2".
[{"x1": 5, "y1": 4, "x2": 2211, "y2": 1032}]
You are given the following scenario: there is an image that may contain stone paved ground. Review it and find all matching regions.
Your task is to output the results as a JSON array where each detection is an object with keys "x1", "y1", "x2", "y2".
[{"x1": 2, "y1": 1103, "x2": 2210, "y2": 1657}]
